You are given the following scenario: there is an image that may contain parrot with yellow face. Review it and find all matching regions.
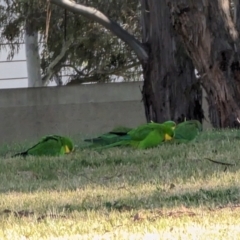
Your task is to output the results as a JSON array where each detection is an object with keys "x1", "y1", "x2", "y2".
[
  {"x1": 12, "y1": 135, "x2": 74, "y2": 157},
  {"x1": 84, "y1": 121, "x2": 176, "y2": 149}
]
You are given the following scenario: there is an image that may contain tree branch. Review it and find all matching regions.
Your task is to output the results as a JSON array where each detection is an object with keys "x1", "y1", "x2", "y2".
[
  {"x1": 66, "y1": 76, "x2": 100, "y2": 86},
  {"x1": 42, "y1": 38, "x2": 73, "y2": 86},
  {"x1": 61, "y1": 63, "x2": 87, "y2": 76},
  {"x1": 49, "y1": 0, "x2": 148, "y2": 62},
  {"x1": 67, "y1": 61, "x2": 140, "y2": 78},
  {"x1": 93, "y1": 62, "x2": 141, "y2": 76}
]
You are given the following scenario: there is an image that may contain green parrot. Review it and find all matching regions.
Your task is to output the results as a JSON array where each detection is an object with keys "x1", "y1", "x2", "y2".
[
  {"x1": 172, "y1": 120, "x2": 202, "y2": 143},
  {"x1": 12, "y1": 135, "x2": 74, "y2": 157},
  {"x1": 86, "y1": 121, "x2": 176, "y2": 150}
]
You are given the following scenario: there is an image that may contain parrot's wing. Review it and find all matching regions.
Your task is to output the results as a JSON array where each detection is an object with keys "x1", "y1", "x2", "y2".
[
  {"x1": 27, "y1": 136, "x2": 63, "y2": 156},
  {"x1": 148, "y1": 122, "x2": 175, "y2": 140},
  {"x1": 109, "y1": 126, "x2": 132, "y2": 135},
  {"x1": 176, "y1": 120, "x2": 202, "y2": 131},
  {"x1": 13, "y1": 136, "x2": 63, "y2": 157},
  {"x1": 92, "y1": 139, "x2": 132, "y2": 150},
  {"x1": 39, "y1": 135, "x2": 74, "y2": 153},
  {"x1": 110, "y1": 123, "x2": 175, "y2": 136},
  {"x1": 137, "y1": 129, "x2": 165, "y2": 149},
  {"x1": 84, "y1": 126, "x2": 132, "y2": 146},
  {"x1": 129, "y1": 122, "x2": 176, "y2": 142},
  {"x1": 84, "y1": 133, "x2": 130, "y2": 146},
  {"x1": 127, "y1": 123, "x2": 159, "y2": 141},
  {"x1": 161, "y1": 121, "x2": 177, "y2": 129}
]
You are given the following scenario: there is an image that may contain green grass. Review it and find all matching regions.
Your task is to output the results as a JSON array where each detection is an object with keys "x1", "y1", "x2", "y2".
[{"x1": 1, "y1": 129, "x2": 240, "y2": 239}]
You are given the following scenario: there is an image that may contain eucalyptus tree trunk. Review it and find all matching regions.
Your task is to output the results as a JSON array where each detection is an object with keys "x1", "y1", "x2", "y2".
[
  {"x1": 25, "y1": 16, "x2": 42, "y2": 87},
  {"x1": 168, "y1": 0, "x2": 240, "y2": 127},
  {"x1": 140, "y1": 0, "x2": 203, "y2": 123}
]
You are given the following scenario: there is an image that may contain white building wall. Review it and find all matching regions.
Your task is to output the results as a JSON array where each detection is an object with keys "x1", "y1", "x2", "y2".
[
  {"x1": 0, "y1": 43, "x2": 28, "y2": 89},
  {"x1": 0, "y1": 43, "x2": 59, "y2": 89}
]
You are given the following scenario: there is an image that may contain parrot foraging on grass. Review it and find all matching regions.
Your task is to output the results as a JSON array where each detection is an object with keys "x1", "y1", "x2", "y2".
[
  {"x1": 85, "y1": 121, "x2": 176, "y2": 149},
  {"x1": 12, "y1": 135, "x2": 74, "y2": 157},
  {"x1": 172, "y1": 120, "x2": 202, "y2": 143}
]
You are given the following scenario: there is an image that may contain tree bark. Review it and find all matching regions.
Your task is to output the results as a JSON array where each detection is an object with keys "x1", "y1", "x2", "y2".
[
  {"x1": 140, "y1": 0, "x2": 203, "y2": 123},
  {"x1": 168, "y1": 0, "x2": 240, "y2": 127}
]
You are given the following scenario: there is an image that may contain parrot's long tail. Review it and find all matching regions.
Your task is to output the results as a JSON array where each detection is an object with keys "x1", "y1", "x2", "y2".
[
  {"x1": 84, "y1": 131, "x2": 129, "y2": 142},
  {"x1": 84, "y1": 138, "x2": 106, "y2": 144},
  {"x1": 108, "y1": 131, "x2": 129, "y2": 136},
  {"x1": 84, "y1": 134, "x2": 130, "y2": 146},
  {"x1": 12, "y1": 151, "x2": 28, "y2": 158},
  {"x1": 93, "y1": 140, "x2": 131, "y2": 150}
]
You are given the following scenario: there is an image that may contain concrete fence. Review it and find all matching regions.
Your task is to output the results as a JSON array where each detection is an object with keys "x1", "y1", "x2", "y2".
[
  {"x1": 0, "y1": 82, "x2": 146, "y2": 144},
  {"x1": 0, "y1": 81, "x2": 211, "y2": 145}
]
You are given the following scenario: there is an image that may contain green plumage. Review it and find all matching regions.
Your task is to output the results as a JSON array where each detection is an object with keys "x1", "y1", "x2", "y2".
[
  {"x1": 84, "y1": 126, "x2": 132, "y2": 146},
  {"x1": 85, "y1": 121, "x2": 176, "y2": 149},
  {"x1": 173, "y1": 120, "x2": 202, "y2": 143},
  {"x1": 109, "y1": 126, "x2": 133, "y2": 134},
  {"x1": 12, "y1": 135, "x2": 74, "y2": 157},
  {"x1": 85, "y1": 120, "x2": 202, "y2": 149}
]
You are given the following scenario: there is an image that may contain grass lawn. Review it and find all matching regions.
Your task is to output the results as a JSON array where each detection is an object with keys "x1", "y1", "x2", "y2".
[{"x1": 1, "y1": 129, "x2": 240, "y2": 239}]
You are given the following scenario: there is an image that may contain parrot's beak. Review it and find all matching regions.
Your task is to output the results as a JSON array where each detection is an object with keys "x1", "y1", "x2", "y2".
[
  {"x1": 165, "y1": 134, "x2": 173, "y2": 141},
  {"x1": 65, "y1": 145, "x2": 70, "y2": 153}
]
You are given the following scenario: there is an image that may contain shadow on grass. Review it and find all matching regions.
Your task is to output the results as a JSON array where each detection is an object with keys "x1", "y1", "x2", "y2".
[
  {"x1": 1, "y1": 139, "x2": 240, "y2": 190},
  {"x1": 51, "y1": 185, "x2": 240, "y2": 214},
  {"x1": 1, "y1": 128, "x2": 240, "y2": 217}
]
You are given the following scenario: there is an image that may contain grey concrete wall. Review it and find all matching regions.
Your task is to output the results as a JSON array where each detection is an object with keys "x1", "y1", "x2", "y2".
[
  {"x1": 0, "y1": 82, "x2": 146, "y2": 144},
  {"x1": 0, "y1": 81, "x2": 212, "y2": 145}
]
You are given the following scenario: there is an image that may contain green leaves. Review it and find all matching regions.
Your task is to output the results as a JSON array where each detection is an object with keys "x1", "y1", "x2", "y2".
[{"x1": 1, "y1": 0, "x2": 141, "y2": 84}]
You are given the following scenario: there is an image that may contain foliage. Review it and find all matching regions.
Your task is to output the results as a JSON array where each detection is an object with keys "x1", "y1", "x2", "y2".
[{"x1": 0, "y1": 0, "x2": 142, "y2": 85}]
